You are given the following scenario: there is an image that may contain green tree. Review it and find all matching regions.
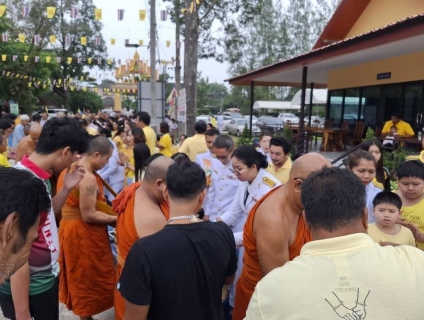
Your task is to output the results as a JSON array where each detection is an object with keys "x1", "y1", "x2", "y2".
[{"x1": 68, "y1": 90, "x2": 102, "y2": 113}]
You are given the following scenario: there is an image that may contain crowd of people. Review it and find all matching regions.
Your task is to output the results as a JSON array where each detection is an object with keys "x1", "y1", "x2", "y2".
[{"x1": 1, "y1": 108, "x2": 424, "y2": 320}]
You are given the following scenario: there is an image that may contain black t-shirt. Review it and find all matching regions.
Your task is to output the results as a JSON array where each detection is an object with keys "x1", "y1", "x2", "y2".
[{"x1": 118, "y1": 220, "x2": 237, "y2": 320}]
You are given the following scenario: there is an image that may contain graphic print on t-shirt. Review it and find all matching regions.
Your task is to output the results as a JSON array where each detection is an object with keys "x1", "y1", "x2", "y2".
[{"x1": 324, "y1": 277, "x2": 370, "y2": 319}]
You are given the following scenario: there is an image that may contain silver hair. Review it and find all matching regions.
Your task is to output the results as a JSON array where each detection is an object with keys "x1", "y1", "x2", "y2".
[{"x1": 213, "y1": 135, "x2": 234, "y2": 151}]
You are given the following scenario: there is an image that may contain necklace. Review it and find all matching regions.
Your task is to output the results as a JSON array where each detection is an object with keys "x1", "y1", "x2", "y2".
[{"x1": 167, "y1": 215, "x2": 201, "y2": 224}]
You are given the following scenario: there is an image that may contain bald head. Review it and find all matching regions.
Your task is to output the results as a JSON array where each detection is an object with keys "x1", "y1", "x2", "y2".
[
  {"x1": 144, "y1": 156, "x2": 174, "y2": 183},
  {"x1": 290, "y1": 153, "x2": 331, "y2": 180},
  {"x1": 29, "y1": 123, "x2": 42, "y2": 143}
]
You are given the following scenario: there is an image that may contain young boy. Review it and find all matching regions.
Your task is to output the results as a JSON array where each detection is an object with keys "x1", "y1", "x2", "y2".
[
  {"x1": 395, "y1": 161, "x2": 424, "y2": 248},
  {"x1": 368, "y1": 191, "x2": 415, "y2": 246},
  {"x1": 382, "y1": 125, "x2": 398, "y2": 147}
]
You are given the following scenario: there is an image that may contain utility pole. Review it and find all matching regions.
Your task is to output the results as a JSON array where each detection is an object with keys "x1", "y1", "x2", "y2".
[
  {"x1": 174, "y1": 0, "x2": 183, "y2": 135},
  {"x1": 150, "y1": 0, "x2": 157, "y2": 128}
]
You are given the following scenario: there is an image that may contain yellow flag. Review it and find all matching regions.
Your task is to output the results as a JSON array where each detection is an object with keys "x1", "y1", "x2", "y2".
[
  {"x1": 83, "y1": 86, "x2": 87, "y2": 91},
  {"x1": 49, "y1": 35, "x2": 56, "y2": 44},
  {"x1": 0, "y1": 5, "x2": 7, "y2": 17},
  {"x1": 58, "y1": 79, "x2": 62, "y2": 85},
  {"x1": 81, "y1": 37, "x2": 87, "y2": 45},
  {"x1": 28, "y1": 82, "x2": 32, "y2": 87},
  {"x1": 94, "y1": 8, "x2": 102, "y2": 20},
  {"x1": 111, "y1": 38, "x2": 115, "y2": 45},
  {"x1": 189, "y1": 2, "x2": 194, "y2": 13},
  {"x1": 47, "y1": 7, "x2": 56, "y2": 18},
  {"x1": 139, "y1": 39, "x2": 143, "y2": 46},
  {"x1": 139, "y1": 10, "x2": 146, "y2": 21},
  {"x1": 166, "y1": 40, "x2": 171, "y2": 48},
  {"x1": 18, "y1": 34, "x2": 25, "y2": 43},
  {"x1": 24, "y1": 55, "x2": 28, "y2": 61},
  {"x1": 107, "y1": 58, "x2": 112, "y2": 65},
  {"x1": 46, "y1": 56, "x2": 51, "y2": 63},
  {"x1": 87, "y1": 57, "x2": 92, "y2": 64},
  {"x1": 1, "y1": 55, "x2": 5, "y2": 61},
  {"x1": 67, "y1": 57, "x2": 72, "y2": 64}
]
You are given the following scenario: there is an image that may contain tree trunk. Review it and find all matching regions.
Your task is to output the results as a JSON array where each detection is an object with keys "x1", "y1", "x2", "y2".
[
  {"x1": 183, "y1": 2, "x2": 199, "y2": 136},
  {"x1": 174, "y1": 0, "x2": 184, "y2": 135},
  {"x1": 150, "y1": 0, "x2": 157, "y2": 128}
]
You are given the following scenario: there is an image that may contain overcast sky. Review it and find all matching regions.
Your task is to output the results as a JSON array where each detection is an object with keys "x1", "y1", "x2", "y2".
[{"x1": 92, "y1": 0, "x2": 229, "y2": 84}]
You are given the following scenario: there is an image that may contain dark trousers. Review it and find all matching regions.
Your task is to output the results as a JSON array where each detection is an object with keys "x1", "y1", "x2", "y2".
[{"x1": 0, "y1": 277, "x2": 59, "y2": 320}]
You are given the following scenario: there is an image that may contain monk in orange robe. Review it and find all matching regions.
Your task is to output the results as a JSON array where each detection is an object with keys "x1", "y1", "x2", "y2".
[
  {"x1": 57, "y1": 136, "x2": 117, "y2": 320},
  {"x1": 113, "y1": 156, "x2": 174, "y2": 320},
  {"x1": 15, "y1": 122, "x2": 41, "y2": 161},
  {"x1": 233, "y1": 153, "x2": 331, "y2": 320}
]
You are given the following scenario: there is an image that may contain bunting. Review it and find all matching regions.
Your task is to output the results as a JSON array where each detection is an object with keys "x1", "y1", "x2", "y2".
[
  {"x1": 46, "y1": 56, "x2": 51, "y2": 63},
  {"x1": 80, "y1": 37, "x2": 87, "y2": 45},
  {"x1": 1, "y1": 55, "x2": 5, "y2": 62},
  {"x1": 67, "y1": 57, "x2": 72, "y2": 64},
  {"x1": 56, "y1": 57, "x2": 61, "y2": 63},
  {"x1": 18, "y1": 34, "x2": 25, "y2": 43},
  {"x1": 160, "y1": 10, "x2": 167, "y2": 21},
  {"x1": 94, "y1": 8, "x2": 102, "y2": 20},
  {"x1": 139, "y1": 39, "x2": 143, "y2": 46},
  {"x1": 35, "y1": 56, "x2": 39, "y2": 62},
  {"x1": 166, "y1": 40, "x2": 171, "y2": 48},
  {"x1": 111, "y1": 38, "x2": 116, "y2": 45},
  {"x1": 46, "y1": 7, "x2": 56, "y2": 18},
  {"x1": 12, "y1": 55, "x2": 17, "y2": 62},
  {"x1": 49, "y1": 35, "x2": 56, "y2": 44},
  {"x1": 87, "y1": 58, "x2": 92, "y2": 64},
  {"x1": 0, "y1": 5, "x2": 6, "y2": 17},
  {"x1": 139, "y1": 10, "x2": 146, "y2": 21},
  {"x1": 95, "y1": 37, "x2": 101, "y2": 45},
  {"x1": 65, "y1": 36, "x2": 70, "y2": 46},
  {"x1": 70, "y1": 7, "x2": 79, "y2": 19},
  {"x1": 34, "y1": 35, "x2": 40, "y2": 44},
  {"x1": 176, "y1": 41, "x2": 181, "y2": 49},
  {"x1": 22, "y1": 6, "x2": 30, "y2": 18},
  {"x1": 117, "y1": 9, "x2": 124, "y2": 21},
  {"x1": 97, "y1": 58, "x2": 102, "y2": 65},
  {"x1": 24, "y1": 55, "x2": 28, "y2": 61},
  {"x1": 1, "y1": 33, "x2": 7, "y2": 42}
]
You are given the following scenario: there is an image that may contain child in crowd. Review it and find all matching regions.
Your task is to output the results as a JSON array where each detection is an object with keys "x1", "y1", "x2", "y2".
[
  {"x1": 395, "y1": 161, "x2": 424, "y2": 249},
  {"x1": 382, "y1": 125, "x2": 398, "y2": 147},
  {"x1": 368, "y1": 191, "x2": 415, "y2": 246}
]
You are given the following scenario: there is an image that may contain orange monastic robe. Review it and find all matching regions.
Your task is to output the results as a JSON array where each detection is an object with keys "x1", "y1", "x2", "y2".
[
  {"x1": 57, "y1": 169, "x2": 115, "y2": 317},
  {"x1": 112, "y1": 183, "x2": 170, "y2": 320},
  {"x1": 232, "y1": 186, "x2": 312, "y2": 320}
]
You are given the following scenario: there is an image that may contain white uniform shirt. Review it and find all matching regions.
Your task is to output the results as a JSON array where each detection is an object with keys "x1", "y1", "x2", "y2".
[
  {"x1": 220, "y1": 168, "x2": 281, "y2": 246},
  {"x1": 257, "y1": 147, "x2": 272, "y2": 163},
  {"x1": 204, "y1": 159, "x2": 238, "y2": 222}
]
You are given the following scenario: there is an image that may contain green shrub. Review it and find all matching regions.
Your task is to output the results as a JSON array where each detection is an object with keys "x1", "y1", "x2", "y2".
[{"x1": 237, "y1": 124, "x2": 252, "y2": 146}]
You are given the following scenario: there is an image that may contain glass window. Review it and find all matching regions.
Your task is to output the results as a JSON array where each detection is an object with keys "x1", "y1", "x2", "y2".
[
  {"x1": 343, "y1": 88, "x2": 360, "y2": 126},
  {"x1": 383, "y1": 85, "x2": 402, "y2": 121},
  {"x1": 329, "y1": 90, "x2": 343, "y2": 127},
  {"x1": 403, "y1": 84, "x2": 423, "y2": 130},
  {"x1": 361, "y1": 87, "x2": 380, "y2": 128}
]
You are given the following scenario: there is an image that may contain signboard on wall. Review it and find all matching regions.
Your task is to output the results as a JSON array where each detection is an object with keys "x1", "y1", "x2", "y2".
[
  {"x1": 377, "y1": 72, "x2": 391, "y2": 80},
  {"x1": 9, "y1": 102, "x2": 19, "y2": 115},
  {"x1": 177, "y1": 88, "x2": 186, "y2": 123}
]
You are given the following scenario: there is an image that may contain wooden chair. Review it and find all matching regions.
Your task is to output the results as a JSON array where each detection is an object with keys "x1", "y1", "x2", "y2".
[
  {"x1": 313, "y1": 120, "x2": 333, "y2": 146},
  {"x1": 340, "y1": 121, "x2": 349, "y2": 149},
  {"x1": 349, "y1": 121, "x2": 365, "y2": 147}
]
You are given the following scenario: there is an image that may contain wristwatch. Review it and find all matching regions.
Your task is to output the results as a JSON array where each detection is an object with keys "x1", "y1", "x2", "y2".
[{"x1": 124, "y1": 162, "x2": 129, "y2": 168}]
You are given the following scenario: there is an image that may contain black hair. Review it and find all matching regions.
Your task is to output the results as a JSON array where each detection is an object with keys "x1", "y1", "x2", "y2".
[
  {"x1": 207, "y1": 122, "x2": 214, "y2": 128},
  {"x1": 270, "y1": 137, "x2": 291, "y2": 154},
  {"x1": 136, "y1": 111, "x2": 151, "y2": 125},
  {"x1": 0, "y1": 167, "x2": 50, "y2": 250},
  {"x1": 134, "y1": 143, "x2": 151, "y2": 182},
  {"x1": 113, "y1": 127, "x2": 124, "y2": 140},
  {"x1": 86, "y1": 136, "x2": 113, "y2": 156},
  {"x1": 98, "y1": 128, "x2": 112, "y2": 138},
  {"x1": 35, "y1": 118, "x2": 89, "y2": 155},
  {"x1": 195, "y1": 120, "x2": 207, "y2": 134},
  {"x1": 180, "y1": 134, "x2": 187, "y2": 140},
  {"x1": 260, "y1": 133, "x2": 273, "y2": 140},
  {"x1": 32, "y1": 114, "x2": 41, "y2": 122},
  {"x1": 171, "y1": 152, "x2": 190, "y2": 162},
  {"x1": 372, "y1": 191, "x2": 402, "y2": 210},
  {"x1": 166, "y1": 160, "x2": 206, "y2": 200},
  {"x1": 131, "y1": 127, "x2": 147, "y2": 144},
  {"x1": 160, "y1": 122, "x2": 170, "y2": 134},
  {"x1": 128, "y1": 122, "x2": 137, "y2": 130},
  {"x1": 205, "y1": 128, "x2": 220, "y2": 137},
  {"x1": 2, "y1": 113, "x2": 17, "y2": 121},
  {"x1": 397, "y1": 161, "x2": 424, "y2": 180},
  {"x1": 391, "y1": 113, "x2": 401, "y2": 119},
  {"x1": 347, "y1": 150, "x2": 376, "y2": 169},
  {"x1": 301, "y1": 167, "x2": 366, "y2": 232},
  {"x1": 232, "y1": 145, "x2": 268, "y2": 169},
  {"x1": 0, "y1": 119, "x2": 12, "y2": 131},
  {"x1": 0, "y1": 129, "x2": 5, "y2": 145},
  {"x1": 213, "y1": 135, "x2": 234, "y2": 151},
  {"x1": 361, "y1": 139, "x2": 385, "y2": 184}
]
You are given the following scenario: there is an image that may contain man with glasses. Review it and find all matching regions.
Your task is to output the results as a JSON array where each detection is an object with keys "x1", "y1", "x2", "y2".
[
  {"x1": 232, "y1": 153, "x2": 331, "y2": 320},
  {"x1": 204, "y1": 135, "x2": 237, "y2": 221}
]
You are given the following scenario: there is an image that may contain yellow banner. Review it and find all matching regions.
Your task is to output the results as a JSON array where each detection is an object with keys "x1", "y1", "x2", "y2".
[
  {"x1": 81, "y1": 37, "x2": 87, "y2": 45},
  {"x1": 46, "y1": 7, "x2": 56, "y2": 18},
  {"x1": 107, "y1": 58, "x2": 112, "y2": 65},
  {"x1": 46, "y1": 56, "x2": 51, "y2": 63},
  {"x1": 24, "y1": 55, "x2": 28, "y2": 61},
  {"x1": 0, "y1": 5, "x2": 6, "y2": 17},
  {"x1": 18, "y1": 34, "x2": 25, "y2": 43},
  {"x1": 111, "y1": 38, "x2": 115, "y2": 45},
  {"x1": 1, "y1": 55, "x2": 5, "y2": 61},
  {"x1": 166, "y1": 40, "x2": 171, "y2": 48},
  {"x1": 95, "y1": 8, "x2": 102, "y2": 20},
  {"x1": 67, "y1": 57, "x2": 72, "y2": 64},
  {"x1": 87, "y1": 57, "x2": 93, "y2": 64},
  {"x1": 139, "y1": 10, "x2": 146, "y2": 21},
  {"x1": 139, "y1": 39, "x2": 143, "y2": 46},
  {"x1": 49, "y1": 35, "x2": 56, "y2": 44}
]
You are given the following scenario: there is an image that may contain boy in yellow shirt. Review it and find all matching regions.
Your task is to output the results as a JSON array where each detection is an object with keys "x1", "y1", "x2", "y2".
[
  {"x1": 0, "y1": 130, "x2": 10, "y2": 167},
  {"x1": 368, "y1": 191, "x2": 415, "y2": 246}
]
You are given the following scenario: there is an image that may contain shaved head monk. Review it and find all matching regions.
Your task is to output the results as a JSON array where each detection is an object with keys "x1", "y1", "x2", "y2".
[
  {"x1": 15, "y1": 122, "x2": 42, "y2": 162},
  {"x1": 57, "y1": 136, "x2": 116, "y2": 320},
  {"x1": 232, "y1": 153, "x2": 331, "y2": 320},
  {"x1": 113, "y1": 155, "x2": 174, "y2": 320}
]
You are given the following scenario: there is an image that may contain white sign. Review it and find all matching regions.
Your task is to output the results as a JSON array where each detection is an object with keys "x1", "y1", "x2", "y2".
[
  {"x1": 177, "y1": 88, "x2": 186, "y2": 123},
  {"x1": 10, "y1": 102, "x2": 19, "y2": 115}
]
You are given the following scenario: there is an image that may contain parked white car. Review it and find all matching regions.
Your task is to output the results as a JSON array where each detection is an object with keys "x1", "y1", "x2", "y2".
[
  {"x1": 278, "y1": 113, "x2": 299, "y2": 125},
  {"x1": 244, "y1": 115, "x2": 258, "y2": 125},
  {"x1": 226, "y1": 119, "x2": 261, "y2": 136},
  {"x1": 196, "y1": 115, "x2": 210, "y2": 123}
]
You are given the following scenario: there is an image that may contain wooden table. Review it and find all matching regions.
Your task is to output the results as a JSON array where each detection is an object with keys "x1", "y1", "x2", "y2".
[
  {"x1": 291, "y1": 126, "x2": 348, "y2": 152},
  {"x1": 378, "y1": 136, "x2": 422, "y2": 151}
]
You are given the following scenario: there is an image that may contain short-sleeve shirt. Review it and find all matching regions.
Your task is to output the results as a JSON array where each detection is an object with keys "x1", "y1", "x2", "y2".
[
  {"x1": 0, "y1": 154, "x2": 10, "y2": 167},
  {"x1": 142, "y1": 126, "x2": 157, "y2": 155},
  {"x1": 118, "y1": 221, "x2": 237, "y2": 320},
  {"x1": 381, "y1": 120, "x2": 414, "y2": 136},
  {"x1": 367, "y1": 223, "x2": 416, "y2": 246},
  {"x1": 159, "y1": 133, "x2": 173, "y2": 157}
]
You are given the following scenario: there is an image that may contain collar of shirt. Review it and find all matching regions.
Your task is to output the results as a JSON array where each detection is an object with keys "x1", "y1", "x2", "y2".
[
  {"x1": 247, "y1": 168, "x2": 266, "y2": 193},
  {"x1": 20, "y1": 155, "x2": 51, "y2": 180},
  {"x1": 270, "y1": 158, "x2": 292, "y2": 172},
  {"x1": 300, "y1": 233, "x2": 373, "y2": 256}
]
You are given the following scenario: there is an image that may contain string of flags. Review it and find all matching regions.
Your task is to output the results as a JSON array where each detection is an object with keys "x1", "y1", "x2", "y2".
[
  {"x1": 0, "y1": 53, "x2": 111, "y2": 65},
  {"x1": 0, "y1": 6, "x2": 171, "y2": 22}
]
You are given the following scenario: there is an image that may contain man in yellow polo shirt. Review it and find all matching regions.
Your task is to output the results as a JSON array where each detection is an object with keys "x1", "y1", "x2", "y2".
[
  {"x1": 266, "y1": 137, "x2": 292, "y2": 184},
  {"x1": 135, "y1": 111, "x2": 157, "y2": 154},
  {"x1": 381, "y1": 114, "x2": 414, "y2": 137},
  {"x1": 178, "y1": 120, "x2": 208, "y2": 161}
]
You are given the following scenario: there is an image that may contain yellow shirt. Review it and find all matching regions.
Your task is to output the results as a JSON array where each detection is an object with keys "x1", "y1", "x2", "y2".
[
  {"x1": 402, "y1": 197, "x2": 424, "y2": 249},
  {"x1": 382, "y1": 120, "x2": 414, "y2": 136},
  {"x1": 211, "y1": 117, "x2": 217, "y2": 127},
  {"x1": 245, "y1": 233, "x2": 424, "y2": 320},
  {"x1": 0, "y1": 154, "x2": 10, "y2": 167},
  {"x1": 178, "y1": 134, "x2": 207, "y2": 161},
  {"x1": 143, "y1": 126, "x2": 157, "y2": 155},
  {"x1": 122, "y1": 147, "x2": 134, "y2": 179},
  {"x1": 367, "y1": 223, "x2": 415, "y2": 246},
  {"x1": 113, "y1": 136, "x2": 124, "y2": 152},
  {"x1": 159, "y1": 133, "x2": 173, "y2": 157},
  {"x1": 266, "y1": 158, "x2": 292, "y2": 184}
]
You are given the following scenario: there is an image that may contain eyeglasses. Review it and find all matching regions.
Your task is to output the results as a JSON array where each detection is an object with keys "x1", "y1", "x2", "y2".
[{"x1": 215, "y1": 153, "x2": 230, "y2": 160}]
